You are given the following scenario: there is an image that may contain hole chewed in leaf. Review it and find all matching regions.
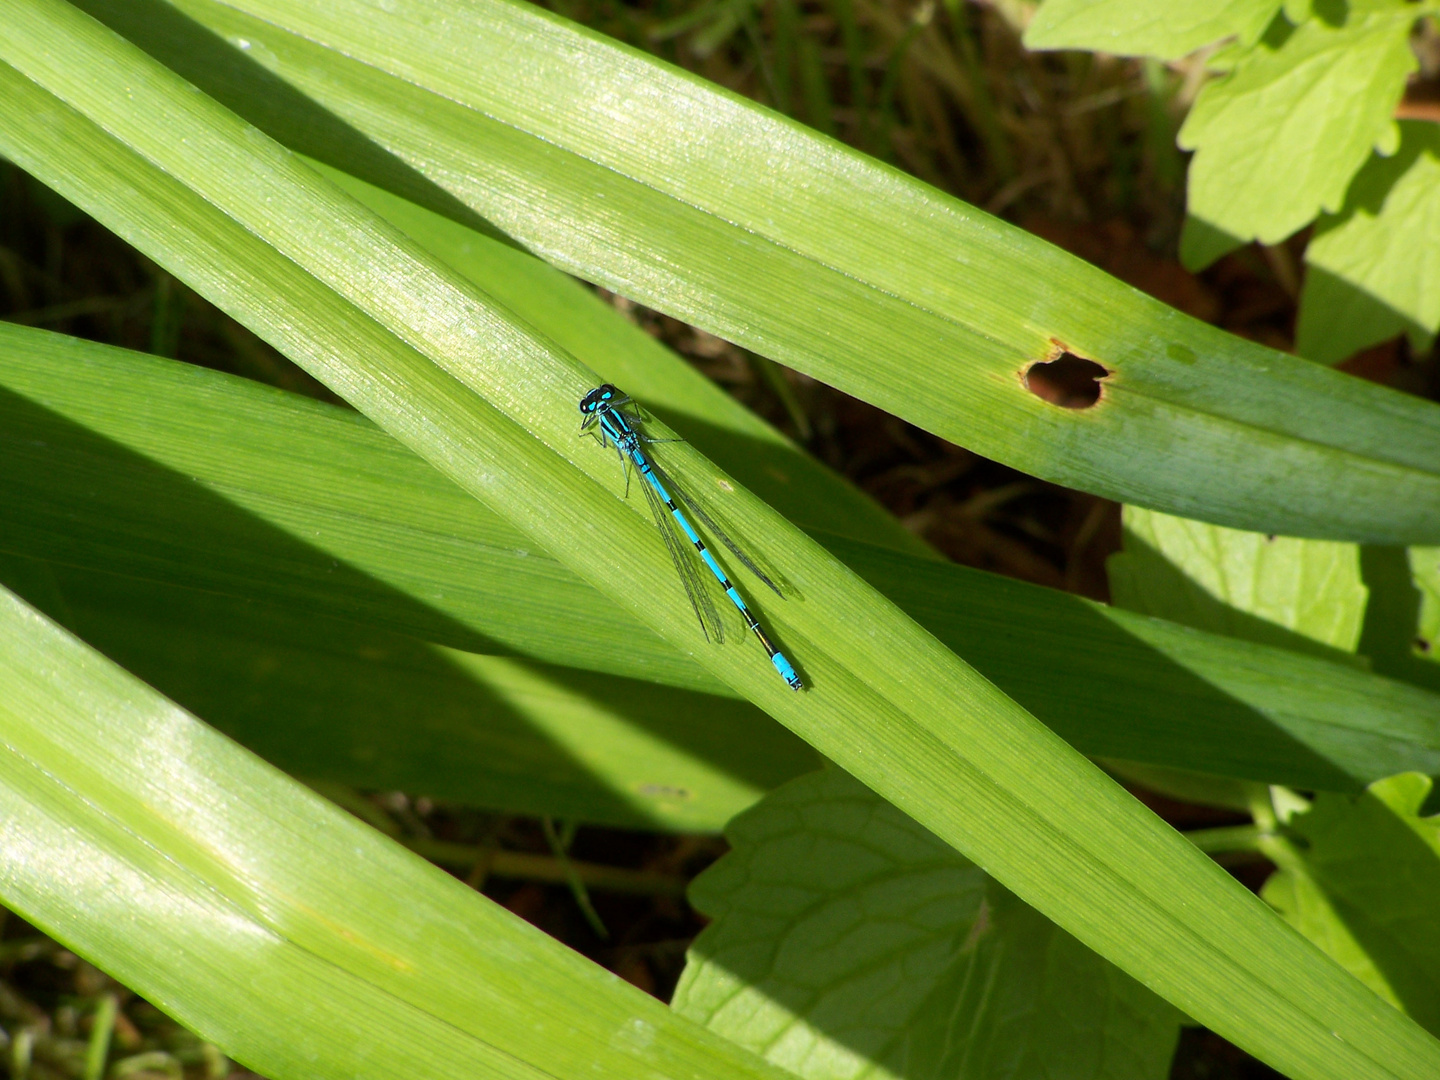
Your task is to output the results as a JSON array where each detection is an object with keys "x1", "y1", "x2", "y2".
[{"x1": 1024, "y1": 345, "x2": 1109, "y2": 409}]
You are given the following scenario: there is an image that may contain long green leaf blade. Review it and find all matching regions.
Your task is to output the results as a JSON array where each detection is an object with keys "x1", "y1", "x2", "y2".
[
  {"x1": 86, "y1": 0, "x2": 1440, "y2": 543},
  {"x1": 23, "y1": 564, "x2": 819, "y2": 831},
  {"x1": 3, "y1": 323, "x2": 1436, "y2": 798},
  {"x1": 2, "y1": 6, "x2": 1437, "y2": 1076},
  {"x1": 0, "y1": 583, "x2": 794, "y2": 1080},
  {"x1": 310, "y1": 157, "x2": 929, "y2": 558}
]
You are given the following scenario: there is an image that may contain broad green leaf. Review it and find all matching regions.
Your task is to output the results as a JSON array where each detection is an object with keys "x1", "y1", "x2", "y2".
[
  {"x1": 1024, "y1": 0, "x2": 1281, "y2": 61},
  {"x1": 1297, "y1": 123, "x2": 1440, "y2": 366},
  {"x1": 1412, "y1": 547, "x2": 1440, "y2": 668},
  {"x1": 674, "y1": 767, "x2": 1182, "y2": 1080},
  {"x1": 74, "y1": 0, "x2": 1440, "y2": 544},
  {"x1": 1354, "y1": 545, "x2": 1440, "y2": 697},
  {"x1": 1262, "y1": 774, "x2": 1440, "y2": 1036},
  {"x1": 0, "y1": 583, "x2": 793, "y2": 1080},
  {"x1": 4, "y1": 7, "x2": 1440, "y2": 1076},
  {"x1": 1178, "y1": 6, "x2": 1417, "y2": 246},
  {"x1": 7, "y1": 325, "x2": 1440, "y2": 797},
  {"x1": 1109, "y1": 505, "x2": 1368, "y2": 658}
]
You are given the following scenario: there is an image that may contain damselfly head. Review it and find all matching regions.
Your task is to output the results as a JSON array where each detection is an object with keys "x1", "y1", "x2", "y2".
[{"x1": 579, "y1": 384, "x2": 620, "y2": 415}]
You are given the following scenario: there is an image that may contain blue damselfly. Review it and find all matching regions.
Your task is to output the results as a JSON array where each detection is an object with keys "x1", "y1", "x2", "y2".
[{"x1": 579, "y1": 383, "x2": 804, "y2": 691}]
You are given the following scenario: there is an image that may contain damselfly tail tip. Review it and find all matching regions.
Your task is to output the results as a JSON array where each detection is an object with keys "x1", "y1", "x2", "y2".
[{"x1": 773, "y1": 656, "x2": 804, "y2": 691}]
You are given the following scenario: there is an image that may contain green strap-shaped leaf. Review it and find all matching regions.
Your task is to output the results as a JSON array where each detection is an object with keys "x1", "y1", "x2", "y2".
[
  {"x1": 675, "y1": 767, "x2": 1182, "y2": 1080},
  {"x1": 2, "y1": 4, "x2": 1438, "y2": 1075},
  {"x1": 72, "y1": 0, "x2": 1440, "y2": 543},
  {"x1": 14, "y1": 562, "x2": 820, "y2": 832},
  {"x1": 310, "y1": 158, "x2": 930, "y2": 558},
  {"x1": 5, "y1": 324, "x2": 1439, "y2": 799},
  {"x1": 0, "y1": 583, "x2": 796, "y2": 1080}
]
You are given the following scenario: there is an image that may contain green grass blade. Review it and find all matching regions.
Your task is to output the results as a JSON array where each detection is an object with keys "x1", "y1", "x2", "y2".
[
  {"x1": 0, "y1": 583, "x2": 796, "y2": 1080},
  {"x1": 81, "y1": 0, "x2": 1440, "y2": 543},
  {"x1": 3, "y1": 7, "x2": 1438, "y2": 1075},
  {"x1": 3, "y1": 323, "x2": 1437, "y2": 798}
]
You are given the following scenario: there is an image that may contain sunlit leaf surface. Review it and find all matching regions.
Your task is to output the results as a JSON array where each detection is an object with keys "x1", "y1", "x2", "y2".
[
  {"x1": 675, "y1": 767, "x2": 1181, "y2": 1080},
  {"x1": 0, "y1": 585, "x2": 792, "y2": 1080},
  {"x1": 3, "y1": 3, "x2": 1439, "y2": 1075}
]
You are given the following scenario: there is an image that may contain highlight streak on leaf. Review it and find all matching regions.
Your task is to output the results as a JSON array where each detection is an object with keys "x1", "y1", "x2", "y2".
[{"x1": 309, "y1": 157, "x2": 929, "y2": 558}]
